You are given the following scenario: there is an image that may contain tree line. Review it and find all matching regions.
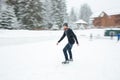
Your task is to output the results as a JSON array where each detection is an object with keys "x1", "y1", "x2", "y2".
[
  {"x1": 0, "y1": 0, "x2": 92, "y2": 30},
  {"x1": 0, "y1": 0, "x2": 67, "y2": 30}
]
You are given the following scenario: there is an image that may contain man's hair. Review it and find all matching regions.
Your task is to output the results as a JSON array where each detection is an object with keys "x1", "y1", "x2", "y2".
[{"x1": 63, "y1": 23, "x2": 68, "y2": 27}]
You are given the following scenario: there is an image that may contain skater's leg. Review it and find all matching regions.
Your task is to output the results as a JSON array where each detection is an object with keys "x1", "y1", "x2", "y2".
[
  {"x1": 63, "y1": 43, "x2": 69, "y2": 61},
  {"x1": 68, "y1": 43, "x2": 73, "y2": 60}
]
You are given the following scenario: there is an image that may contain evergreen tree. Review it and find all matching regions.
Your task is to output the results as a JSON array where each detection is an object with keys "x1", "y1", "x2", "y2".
[
  {"x1": 0, "y1": 1, "x2": 1, "y2": 28},
  {"x1": 42, "y1": 0, "x2": 53, "y2": 29},
  {"x1": 59, "y1": 0, "x2": 67, "y2": 25},
  {"x1": 0, "y1": 0, "x2": 1, "y2": 10},
  {"x1": 16, "y1": 0, "x2": 43, "y2": 29},
  {"x1": 6, "y1": 0, "x2": 16, "y2": 5},
  {"x1": 51, "y1": 0, "x2": 67, "y2": 29},
  {"x1": 0, "y1": 2, "x2": 17, "y2": 29},
  {"x1": 7, "y1": 0, "x2": 43, "y2": 29},
  {"x1": 69, "y1": 7, "x2": 77, "y2": 22},
  {"x1": 79, "y1": 3, "x2": 92, "y2": 23}
]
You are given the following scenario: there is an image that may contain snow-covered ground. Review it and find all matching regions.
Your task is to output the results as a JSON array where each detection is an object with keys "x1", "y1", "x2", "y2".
[{"x1": 0, "y1": 29, "x2": 120, "y2": 80}]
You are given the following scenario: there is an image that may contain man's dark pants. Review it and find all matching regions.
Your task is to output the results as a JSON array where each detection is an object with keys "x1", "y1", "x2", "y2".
[{"x1": 63, "y1": 43, "x2": 73, "y2": 61}]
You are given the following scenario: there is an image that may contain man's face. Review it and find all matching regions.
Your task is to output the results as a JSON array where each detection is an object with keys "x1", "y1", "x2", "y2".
[{"x1": 63, "y1": 26, "x2": 68, "y2": 30}]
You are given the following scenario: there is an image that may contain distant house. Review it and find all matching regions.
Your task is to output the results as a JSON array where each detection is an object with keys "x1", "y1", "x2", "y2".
[
  {"x1": 92, "y1": 10, "x2": 120, "y2": 28},
  {"x1": 75, "y1": 19, "x2": 88, "y2": 29}
]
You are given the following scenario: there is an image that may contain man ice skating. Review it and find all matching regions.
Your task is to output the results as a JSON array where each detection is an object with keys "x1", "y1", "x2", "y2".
[{"x1": 57, "y1": 23, "x2": 79, "y2": 64}]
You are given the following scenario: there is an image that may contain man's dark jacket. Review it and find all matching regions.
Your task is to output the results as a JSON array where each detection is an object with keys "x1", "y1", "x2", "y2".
[{"x1": 58, "y1": 28, "x2": 79, "y2": 44}]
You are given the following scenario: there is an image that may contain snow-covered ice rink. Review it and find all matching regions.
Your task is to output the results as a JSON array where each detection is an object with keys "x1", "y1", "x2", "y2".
[{"x1": 0, "y1": 29, "x2": 120, "y2": 80}]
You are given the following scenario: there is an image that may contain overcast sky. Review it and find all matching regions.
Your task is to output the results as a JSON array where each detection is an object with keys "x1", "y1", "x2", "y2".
[{"x1": 66, "y1": 0, "x2": 120, "y2": 14}]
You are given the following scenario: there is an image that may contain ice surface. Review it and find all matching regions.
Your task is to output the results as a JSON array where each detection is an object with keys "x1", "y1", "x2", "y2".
[{"x1": 0, "y1": 29, "x2": 120, "y2": 80}]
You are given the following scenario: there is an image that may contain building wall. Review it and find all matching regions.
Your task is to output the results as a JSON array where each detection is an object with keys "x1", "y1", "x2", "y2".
[{"x1": 93, "y1": 14, "x2": 120, "y2": 28}]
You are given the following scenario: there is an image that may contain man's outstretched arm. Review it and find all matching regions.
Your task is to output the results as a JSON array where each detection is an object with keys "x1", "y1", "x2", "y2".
[{"x1": 57, "y1": 32, "x2": 66, "y2": 45}]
